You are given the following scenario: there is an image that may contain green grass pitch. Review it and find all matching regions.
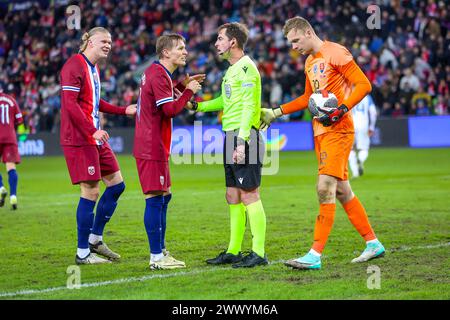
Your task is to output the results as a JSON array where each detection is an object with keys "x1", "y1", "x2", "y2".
[{"x1": 0, "y1": 148, "x2": 449, "y2": 299}]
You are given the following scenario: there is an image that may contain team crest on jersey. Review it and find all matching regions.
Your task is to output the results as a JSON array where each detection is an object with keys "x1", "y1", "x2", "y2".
[
  {"x1": 88, "y1": 166, "x2": 95, "y2": 175},
  {"x1": 320, "y1": 63, "x2": 325, "y2": 73},
  {"x1": 225, "y1": 83, "x2": 232, "y2": 99},
  {"x1": 160, "y1": 175, "x2": 165, "y2": 185}
]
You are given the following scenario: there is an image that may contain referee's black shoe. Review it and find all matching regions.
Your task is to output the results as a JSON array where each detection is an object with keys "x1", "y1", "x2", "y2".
[
  {"x1": 206, "y1": 250, "x2": 243, "y2": 265},
  {"x1": 232, "y1": 251, "x2": 268, "y2": 268}
]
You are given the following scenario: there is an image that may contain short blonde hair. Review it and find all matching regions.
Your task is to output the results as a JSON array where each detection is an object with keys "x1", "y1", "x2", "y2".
[
  {"x1": 79, "y1": 27, "x2": 110, "y2": 53},
  {"x1": 282, "y1": 17, "x2": 314, "y2": 37}
]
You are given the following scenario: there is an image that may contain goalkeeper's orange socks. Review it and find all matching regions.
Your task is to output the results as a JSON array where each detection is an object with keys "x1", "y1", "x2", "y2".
[
  {"x1": 246, "y1": 200, "x2": 266, "y2": 257},
  {"x1": 226, "y1": 203, "x2": 246, "y2": 255},
  {"x1": 310, "y1": 197, "x2": 376, "y2": 254},
  {"x1": 343, "y1": 196, "x2": 376, "y2": 241},
  {"x1": 312, "y1": 203, "x2": 336, "y2": 254}
]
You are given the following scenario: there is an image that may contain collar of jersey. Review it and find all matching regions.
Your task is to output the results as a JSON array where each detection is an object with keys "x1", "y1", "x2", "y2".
[
  {"x1": 154, "y1": 61, "x2": 173, "y2": 79},
  {"x1": 81, "y1": 53, "x2": 96, "y2": 68}
]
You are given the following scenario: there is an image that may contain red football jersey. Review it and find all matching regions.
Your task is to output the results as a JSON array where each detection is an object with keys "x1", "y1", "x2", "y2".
[
  {"x1": 60, "y1": 54, "x2": 126, "y2": 146},
  {"x1": 0, "y1": 93, "x2": 23, "y2": 144},
  {"x1": 133, "y1": 62, "x2": 193, "y2": 161}
]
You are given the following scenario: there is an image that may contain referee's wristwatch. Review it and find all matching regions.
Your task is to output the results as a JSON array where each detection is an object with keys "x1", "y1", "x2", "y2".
[{"x1": 190, "y1": 100, "x2": 198, "y2": 111}]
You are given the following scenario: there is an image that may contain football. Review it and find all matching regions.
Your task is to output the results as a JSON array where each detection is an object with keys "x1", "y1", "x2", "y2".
[{"x1": 308, "y1": 90, "x2": 339, "y2": 117}]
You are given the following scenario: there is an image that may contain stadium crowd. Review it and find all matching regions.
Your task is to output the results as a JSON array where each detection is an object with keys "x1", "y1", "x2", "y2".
[{"x1": 0, "y1": 0, "x2": 448, "y2": 133}]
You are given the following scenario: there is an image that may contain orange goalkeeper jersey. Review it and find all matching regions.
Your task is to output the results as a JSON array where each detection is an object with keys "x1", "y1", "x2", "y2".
[{"x1": 281, "y1": 41, "x2": 372, "y2": 136}]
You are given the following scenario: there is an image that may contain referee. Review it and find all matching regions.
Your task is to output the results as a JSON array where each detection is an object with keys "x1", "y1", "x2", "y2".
[{"x1": 188, "y1": 22, "x2": 267, "y2": 268}]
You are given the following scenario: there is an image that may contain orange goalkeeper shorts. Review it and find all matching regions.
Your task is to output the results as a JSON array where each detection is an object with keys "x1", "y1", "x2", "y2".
[{"x1": 314, "y1": 132, "x2": 354, "y2": 180}]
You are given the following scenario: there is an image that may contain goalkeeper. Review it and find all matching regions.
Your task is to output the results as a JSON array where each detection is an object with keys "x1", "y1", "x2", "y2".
[
  {"x1": 188, "y1": 22, "x2": 268, "y2": 268},
  {"x1": 259, "y1": 17, "x2": 385, "y2": 270}
]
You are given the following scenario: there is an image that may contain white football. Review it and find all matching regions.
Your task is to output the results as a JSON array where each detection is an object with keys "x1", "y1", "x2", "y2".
[{"x1": 308, "y1": 90, "x2": 339, "y2": 117}]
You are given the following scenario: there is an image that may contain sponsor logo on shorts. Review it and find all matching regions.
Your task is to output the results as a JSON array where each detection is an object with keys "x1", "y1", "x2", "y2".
[
  {"x1": 160, "y1": 176, "x2": 164, "y2": 185},
  {"x1": 238, "y1": 177, "x2": 244, "y2": 184},
  {"x1": 88, "y1": 166, "x2": 95, "y2": 175}
]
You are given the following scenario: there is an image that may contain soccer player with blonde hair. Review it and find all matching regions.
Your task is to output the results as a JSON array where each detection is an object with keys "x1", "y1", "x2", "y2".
[
  {"x1": 260, "y1": 17, "x2": 385, "y2": 269},
  {"x1": 60, "y1": 27, "x2": 137, "y2": 264}
]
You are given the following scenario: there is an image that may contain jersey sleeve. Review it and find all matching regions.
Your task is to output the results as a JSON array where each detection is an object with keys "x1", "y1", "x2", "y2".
[
  {"x1": 11, "y1": 97, "x2": 23, "y2": 126},
  {"x1": 197, "y1": 95, "x2": 224, "y2": 112},
  {"x1": 99, "y1": 99, "x2": 127, "y2": 115},
  {"x1": 280, "y1": 72, "x2": 313, "y2": 114},
  {"x1": 238, "y1": 66, "x2": 259, "y2": 141},
  {"x1": 151, "y1": 72, "x2": 174, "y2": 108},
  {"x1": 150, "y1": 70, "x2": 193, "y2": 118},
  {"x1": 327, "y1": 43, "x2": 371, "y2": 109},
  {"x1": 337, "y1": 60, "x2": 372, "y2": 109}
]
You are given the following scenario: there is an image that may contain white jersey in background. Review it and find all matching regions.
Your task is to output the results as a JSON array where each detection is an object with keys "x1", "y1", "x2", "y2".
[
  {"x1": 352, "y1": 95, "x2": 377, "y2": 150},
  {"x1": 349, "y1": 95, "x2": 378, "y2": 178}
]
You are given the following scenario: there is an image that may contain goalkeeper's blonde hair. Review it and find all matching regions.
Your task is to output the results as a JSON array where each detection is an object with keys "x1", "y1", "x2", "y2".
[
  {"x1": 79, "y1": 27, "x2": 110, "y2": 53},
  {"x1": 282, "y1": 16, "x2": 315, "y2": 37}
]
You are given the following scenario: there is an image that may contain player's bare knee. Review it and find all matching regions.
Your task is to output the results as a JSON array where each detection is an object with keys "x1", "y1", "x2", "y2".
[
  {"x1": 81, "y1": 183, "x2": 100, "y2": 201},
  {"x1": 6, "y1": 163, "x2": 16, "y2": 171},
  {"x1": 336, "y1": 181, "x2": 353, "y2": 203},
  {"x1": 84, "y1": 189, "x2": 99, "y2": 201},
  {"x1": 317, "y1": 182, "x2": 336, "y2": 203},
  {"x1": 240, "y1": 189, "x2": 259, "y2": 206},
  {"x1": 336, "y1": 187, "x2": 346, "y2": 202},
  {"x1": 225, "y1": 189, "x2": 240, "y2": 204},
  {"x1": 317, "y1": 189, "x2": 334, "y2": 203},
  {"x1": 337, "y1": 190, "x2": 353, "y2": 204}
]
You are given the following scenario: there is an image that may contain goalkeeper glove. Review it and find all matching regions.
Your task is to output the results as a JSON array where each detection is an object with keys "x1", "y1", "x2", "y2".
[
  {"x1": 317, "y1": 104, "x2": 348, "y2": 127},
  {"x1": 259, "y1": 106, "x2": 283, "y2": 131}
]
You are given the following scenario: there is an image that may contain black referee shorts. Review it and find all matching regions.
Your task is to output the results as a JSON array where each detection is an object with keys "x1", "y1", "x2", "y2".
[{"x1": 223, "y1": 128, "x2": 265, "y2": 189}]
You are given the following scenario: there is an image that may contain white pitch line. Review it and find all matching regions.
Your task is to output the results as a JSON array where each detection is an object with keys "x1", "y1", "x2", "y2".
[
  {"x1": 1, "y1": 242, "x2": 449, "y2": 298},
  {"x1": 0, "y1": 268, "x2": 216, "y2": 298}
]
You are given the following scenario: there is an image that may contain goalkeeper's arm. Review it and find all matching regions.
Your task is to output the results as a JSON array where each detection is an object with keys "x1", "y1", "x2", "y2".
[{"x1": 259, "y1": 75, "x2": 313, "y2": 130}]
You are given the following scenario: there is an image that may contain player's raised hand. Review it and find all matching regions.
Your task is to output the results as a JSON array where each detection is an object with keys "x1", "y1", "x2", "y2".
[
  {"x1": 186, "y1": 80, "x2": 202, "y2": 94},
  {"x1": 182, "y1": 73, "x2": 206, "y2": 86},
  {"x1": 125, "y1": 104, "x2": 137, "y2": 116},
  {"x1": 93, "y1": 129, "x2": 110, "y2": 143}
]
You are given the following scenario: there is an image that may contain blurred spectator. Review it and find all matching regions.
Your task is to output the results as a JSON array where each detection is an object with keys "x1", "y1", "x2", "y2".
[
  {"x1": 400, "y1": 68, "x2": 420, "y2": 92},
  {"x1": 392, "y1": 102, "x2": 405, "y2": 118},
  {"x1": 415, "y1": 99, "x2": 431, "y2": 116},
  {"x1": 434, "y1": 95, "x2": 448, "y2": 115}
]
